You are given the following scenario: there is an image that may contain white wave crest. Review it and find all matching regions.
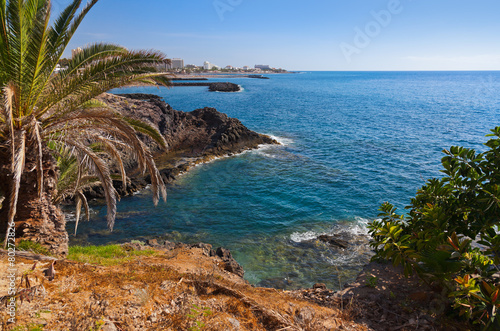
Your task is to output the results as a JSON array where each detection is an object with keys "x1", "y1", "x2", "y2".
[
  {"x1": 267, "y1": 134, "x2": 294, "y2": 146},
  {"x1": 290, "y1": 231, "x2": 319, "y2": 243},
  {"x1": 133, "y1": 184, "x2": 151, "y2": 195},
  {"x1": 289, "y1": 217, "x2": 371, "y2": 243},
  {"x1": 338, "y1": 217, "x2": 371, "y2": 236},
  {"x1": 64, "y1": 208, "x2": 97, "y2": 223}
]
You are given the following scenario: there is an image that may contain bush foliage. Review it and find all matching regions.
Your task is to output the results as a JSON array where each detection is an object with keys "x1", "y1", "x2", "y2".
[{"x1": 368, "y1": 127, "x2": 500, "y2": 329}]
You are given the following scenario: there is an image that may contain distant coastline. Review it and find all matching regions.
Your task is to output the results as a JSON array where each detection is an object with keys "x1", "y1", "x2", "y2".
[{"x1": 172, "y1": 71, "x2": 296, "y2": 79}]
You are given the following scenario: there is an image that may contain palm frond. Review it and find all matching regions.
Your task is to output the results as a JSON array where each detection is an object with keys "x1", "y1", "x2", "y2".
[
  {"x1": 30, "y1": 116, "x2": 43, "y2": 198},
  {"x1": 74, "y1": 192, "x2": 82, "y2": 235},
  {"x1": 47, "y1": 0, "x2": 98, "y2": 72},
  {"x1": 23, "y1": 0, "x2": 51, "y2": 114},
  {"x1": 48, "y1": 0, "x2": 82, "y2": 52},
  {"x1": 94, "y1": 135, "x2": 127, "y2": 189},
  {"x1": 61, "y1": 42, "x2": 127, "y2": 77},
  {"x1": 63, "y1": 139, "x2": 116, "y2": 231},
  {"x1": 123, "y1": 116, "x2": 167, "y2": 149},
  {"x1": 44, "y1": 108, "x2": 150, "y2": 171},
  {"x1": 0, "y1": 0, "x2": 10, "y2": 85},
  {"x1": 2, "y1": 84, "x2": 15, "y2": 168},
  {"x1": 140, "y1": 139, "x2": 167, "y2": 205},
  {"x1": 39, "y1": 64, "x2": 170, "y2": 120},
  {"x1": 74, "y1": 189, "x2": 90, "y2": 236}
]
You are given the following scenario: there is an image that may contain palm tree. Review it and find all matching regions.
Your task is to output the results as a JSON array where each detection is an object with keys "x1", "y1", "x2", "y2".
[{"x1": 0, "y1": 0, "x2": 170, "y2": 255}]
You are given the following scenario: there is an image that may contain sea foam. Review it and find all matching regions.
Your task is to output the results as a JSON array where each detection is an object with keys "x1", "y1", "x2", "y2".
[{"x1": 289, "y1": 217, "x2": 371, "y2": 243}]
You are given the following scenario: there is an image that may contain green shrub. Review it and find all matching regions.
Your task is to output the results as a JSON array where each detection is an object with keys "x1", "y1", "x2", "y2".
[{"x1": 368, "y1": 127, "x2": 500, "y2": 329}]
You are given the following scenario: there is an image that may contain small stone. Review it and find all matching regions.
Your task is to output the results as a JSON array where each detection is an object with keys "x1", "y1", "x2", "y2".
[
  {"x1": 146, "y1": 239, "x2": 159, "y2": 246},
  {"x1": 228, "y1": 317, "x2": 240, "y2": 330},
  {"x1": 297, "y1": 307, "x2": 314, "y2": 322},
  {"x1": 323, "y1": 319, "x2": 339, "y2": 329},
  {"x1": 313, "y1": 283, "x2": 327, "y2": 290},
  {"x1": 102, "y1": 319, "x2": 118, "y2": 331}
]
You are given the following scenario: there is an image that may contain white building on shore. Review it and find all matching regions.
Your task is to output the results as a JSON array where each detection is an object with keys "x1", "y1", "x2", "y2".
[
  {"x1": 255, "y1": 64, "x2": 271, "y2": 70},
  {"x1": 170, "y1": 58, "x2": 184, "y2": 69},
  {"x1": 203, "y1": 61, "x2": 220, "y2": 70}
]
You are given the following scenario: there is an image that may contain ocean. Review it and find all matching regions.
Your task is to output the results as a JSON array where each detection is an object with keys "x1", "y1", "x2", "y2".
[{"x1": 67, "y1": 71, "x2": 500, "y2": 290}]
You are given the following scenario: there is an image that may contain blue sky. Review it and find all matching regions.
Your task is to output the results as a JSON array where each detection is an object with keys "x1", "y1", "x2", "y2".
[{"x1": 61, "y1": 0, "x2": 500, "y2": 71}]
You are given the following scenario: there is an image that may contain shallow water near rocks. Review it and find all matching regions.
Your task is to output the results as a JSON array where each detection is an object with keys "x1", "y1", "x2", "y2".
[{"x1": 67, "y1": 71, "x2": 500, "y2": 290}]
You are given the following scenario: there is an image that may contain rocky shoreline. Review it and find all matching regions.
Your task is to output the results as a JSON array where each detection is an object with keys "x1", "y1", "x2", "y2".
[{"x1": 82, "y1": 93, "x2": 277, "y2": 200}]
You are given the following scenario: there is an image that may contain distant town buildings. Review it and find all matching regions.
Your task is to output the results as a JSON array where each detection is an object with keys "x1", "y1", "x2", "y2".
[
  {"x1": 158, "y1": 58, "x2": 284, "y2": 73},
  {"x1": 71, "y1": 47, "x2": 82, "y2": 58},
  {"x1": 203, "y1": 61, "x2": 220, "y2": 70},
  {"x1": 170, "y1": 58, "x2": 184, "y2": 69},
  {"x1": 64, "y1": 52, "x2": 283, "y2": 74},
  {"x1": 255, "y1": 64, "x2": 271, "y2": 70},
  {"x1": 203, "y1": 61, "x2": 212, "y2": 70}
]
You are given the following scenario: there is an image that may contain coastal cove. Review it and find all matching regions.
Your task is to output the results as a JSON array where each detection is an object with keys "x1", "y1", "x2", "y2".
[{"x1": 67, "y1": 71, "x2": 500, "y2": 290}]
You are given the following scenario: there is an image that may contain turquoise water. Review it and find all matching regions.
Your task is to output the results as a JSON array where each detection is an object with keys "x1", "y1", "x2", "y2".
[{"x1": 67, "y1": 71, "x2": 500, "y2": 289}]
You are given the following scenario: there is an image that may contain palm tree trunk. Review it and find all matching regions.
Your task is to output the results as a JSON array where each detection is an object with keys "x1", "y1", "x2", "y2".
[{"x1": 0, "y1": 147, "x2": 68, "y2": 256}]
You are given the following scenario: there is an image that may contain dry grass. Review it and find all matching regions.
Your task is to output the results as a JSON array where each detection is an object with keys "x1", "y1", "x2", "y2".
[{"x1": 1, "y1": 246, "x2": 366, "y2": 331}]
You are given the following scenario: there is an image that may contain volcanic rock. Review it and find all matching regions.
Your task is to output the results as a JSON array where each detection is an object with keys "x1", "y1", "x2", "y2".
[
  {"x1": 90, "y1": 93, "x2": 278, "y2": 198},
  {"x1": 215, "y1": 247, "x2": 245, "y2": 277},
  {"x1": 317, "y1": 235, "x2": 349, "y2": 249},
  {"x1": 208, "y1": 82, "x2": 240, "y2": 92}
]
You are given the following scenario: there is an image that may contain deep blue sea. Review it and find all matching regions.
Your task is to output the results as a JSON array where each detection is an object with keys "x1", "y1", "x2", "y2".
[{"x1": 67, "y1": 71, "x2": 500, "y2": 289}]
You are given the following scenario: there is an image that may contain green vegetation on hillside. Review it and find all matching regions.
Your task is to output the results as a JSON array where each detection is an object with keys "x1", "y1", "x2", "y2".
[{"x1": 67, "y1": 244, "x2": 157, "y2": 266}]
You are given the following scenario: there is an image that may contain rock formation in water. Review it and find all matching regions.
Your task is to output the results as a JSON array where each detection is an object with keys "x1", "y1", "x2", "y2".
[
  {"x1": 170, "y1": 82, "x2": 241, "y2": 92},
  {"x1": 83, "y1": 93, "x2": 277, "y2": 199},
  {"x1": 208, "y1": 82, "x2": 240, "y2": 92}
]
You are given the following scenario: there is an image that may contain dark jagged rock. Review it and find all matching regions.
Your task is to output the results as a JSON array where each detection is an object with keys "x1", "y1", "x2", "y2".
[
  {"x1": 118, "y1": 239, "x2": 244, "y2": 278},
  {"x1": 248, "y1": 75, "x2": 270, "y2": 79},
  {"x1": 317, "y1": 235, "x2": 349, "y2": 249},
  {"x1": 171, "y1": 82, "x2": 211, "y2": 87},
  {"x1": 116, "y1": 93, "x2": 162, "y2": 101},
  {"x1": 208, "y1": 82, "x2": 240, "y2": 92},
  {"x1": 168, "y1": 82, "x2": 241, "y2": 92},
  {"x1": 215, "y1": 247, "x2": 245, "y2": 277},
  {"x1": 258, "y1": 277, "x2": 295, "y2": 289}
]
